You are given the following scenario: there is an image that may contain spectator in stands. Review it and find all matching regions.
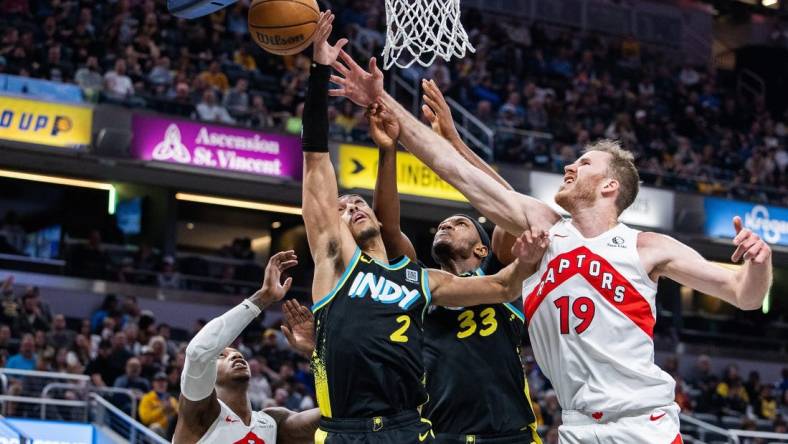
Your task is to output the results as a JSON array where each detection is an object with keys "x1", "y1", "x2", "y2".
[
  {"x1": 248, "y1": 94, "x2": 273, "y2": 128},
  {"x1": 106, "y1": 331, "x2": 134, "y2": 385},
  {"x1": 198, "y1": 60, "x2": 229, "y2": 92},
  {"x1": 68, "y1": 334, "x2": 92, "y2": 369},
  {"x1": 156, "y1": 323, "x2": 178, "y2": 358},
  {"x1": 717, "y1": 364, "x2": 750, "y2": 415},
  {"x1": 74, "y1": 56, "x2": 104, "y2": 102},
  {"x1": 90, "y1": 294, "x2": 118, "y2": 333},
  {"x1": 247, "y1": 357, "x2": 273, "y2": 410},
  {"x1": 139, "y1": 371, "x2": 179, "y2": 437},
  {"x1": 148, "y1": 335, "x2": 169, "y2": 366},
  {"x1": 16, "y1": 288, "x2": 50, "y2": 334},
  {"x1": 148, "y1": 56, "x2": 173, "y2": 87},
  {"x1": 223, "y1": 77, "x2": 250, "y2": 120},
  {"x1": 0, "y1": 276, "x2": 20, "y2": 329},
  {"x1": 233, "y1": 44, "x2": 257, "y2": 71},
  {"x1": 0, "y1": 323, "x2": 16, "y2": 357},
  {"x1": 138, "y1": 346, "x2": 159, "y2": 381},
  {"x1": 759, "y1": 386, "x2": 778, "y2": 420},
  {"x1": 157, "y1": 255, "x2": 182, "y2": 289},
  {"x1": 114, "y1": 357, "x2": 150, "y2": 414},
  {"x1": 745, "y1": 370, "x2": 762, "y2": 407},
  {"x1": 6, "y1": 333, "x2": 36, "y2": 370},
  {"x1": 195, "y1": 89, "x2": 235, "y2": 124},
  {"x1": 103, "y1": 59, "x2": 134, "y2": 101},
  {"x1": 47, "y1": 314, "x2": 75, "y2": 350}
]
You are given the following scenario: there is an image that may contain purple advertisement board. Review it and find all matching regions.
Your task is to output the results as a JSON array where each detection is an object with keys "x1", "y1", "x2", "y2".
[{"x1": 131, "y1": 114, "x2": 302, "y2": 180}]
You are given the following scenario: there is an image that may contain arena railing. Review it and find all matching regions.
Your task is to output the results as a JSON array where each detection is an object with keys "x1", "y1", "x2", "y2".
[
  {"x1": 445, "y1": 97, "x2": 495, "y2": 161},
  {"x1": 0, "y1": 414, "x2": 32, "y2": 444},
  {"x1": 680, "y1": 413, "x2": 788, "y2": 443},
  {"x1": 90, "y1": 392, "x2": 169, "y2": 444},
  {"x1": 41, "y1": 383, "x2": 138, "y2": 421}
]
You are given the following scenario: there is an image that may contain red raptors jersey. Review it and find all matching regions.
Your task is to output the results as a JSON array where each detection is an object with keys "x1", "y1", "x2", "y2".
[
  {"x1": 197, "y1": 399, "x2": 277, "y2": 444},
  {"x1": 523, "y1": 220, "x2": 675, "y2": 413}
]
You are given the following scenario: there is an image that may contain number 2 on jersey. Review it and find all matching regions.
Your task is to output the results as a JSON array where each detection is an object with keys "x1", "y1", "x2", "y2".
[
  {"x1": 554, "y1": 296, "x2": 595, "y2": 334},
  {"x1": 390, "y1": 315, "x2": 411, "y2": 343},
  {"x1": 457, "y1": 308, "x2": 498, "y2": 339}
]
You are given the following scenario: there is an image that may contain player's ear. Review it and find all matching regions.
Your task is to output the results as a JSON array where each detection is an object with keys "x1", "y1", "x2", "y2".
[
  {"x1": 601, "y1": 178, "x2": 619, "y2": 196},
  {"x1": 473, "y1": 244, "x2": 489, "y2": 260}
]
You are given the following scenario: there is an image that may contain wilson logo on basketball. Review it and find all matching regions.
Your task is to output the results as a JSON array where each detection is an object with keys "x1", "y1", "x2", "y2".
[{"x1": 255, "y1": 32, "x2": 305, "y2": 46}]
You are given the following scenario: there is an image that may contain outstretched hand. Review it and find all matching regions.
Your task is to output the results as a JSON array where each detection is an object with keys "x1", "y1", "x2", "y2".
[
  {"x1": 511, "y1": 228, "x2": 550, "y2": 268},
  {"x1": 312, "y1": 11, "x2": 349, "y2": 66},
  {"x1": 281, "y1": 299, "x2": 315, "y2": 357},
  {"x1": 421, "y1": 79, "x2": 461, "y2": 143},
  {"x1": 329, "y1": 50, "x2": 384, "y2": 107},
  {"x1": 367, "y1": 101, "x2": 400, "y2": 152},
  {"x1": 254, "y1": 250, "x2": 298, "y2": 308},
  {"x1": 731, "y1": 216, "x2": 771, "y2": 264}
]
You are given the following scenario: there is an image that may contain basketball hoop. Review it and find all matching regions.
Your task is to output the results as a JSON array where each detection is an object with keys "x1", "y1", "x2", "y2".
[{"x1": 382, "y1": 0, "x2": 475, "y2": 69}]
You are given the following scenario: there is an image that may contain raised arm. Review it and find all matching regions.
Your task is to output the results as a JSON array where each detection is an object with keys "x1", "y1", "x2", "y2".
[
  {"x1": 641, "y1": 217, "x2": 772, "y2": 310},
  {"x1": 421, "y1": 79, "x2": 513, "y2": 191},
  {"x1": 429, "y1": 230, "x2": 548, "y2": 306},
  {"x1": 329, "y1": 52, "x2": 560, "y2": 236},
  {"x1": 300, "y1": 13, "x2": 356, "y2": 300},
  {"x1": 174, "y1": 251, "x2": 297, "y2": 443},
  {"x1": 421, "y1": 78, "x2": 527, "y2": 264},
  {"x1": 369, "y1": 103, "x2": 418, "y2": 261},
  {"x1": 264, "y1": 407, "x2": 321, "y2": 444}
]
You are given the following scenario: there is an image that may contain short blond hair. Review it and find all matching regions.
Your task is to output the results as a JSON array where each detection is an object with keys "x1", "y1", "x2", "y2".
[{"x1": 584, "y1": 139, "x2": 639, "y2": 215}]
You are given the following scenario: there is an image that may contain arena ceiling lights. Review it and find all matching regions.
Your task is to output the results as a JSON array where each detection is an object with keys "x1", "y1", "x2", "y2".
[
  {"x1": 174, "y1": 193, "x2": 302, "y2": 216},
  {"x1": 0, "y1": 169, "x2": 116, "y2": 215}
]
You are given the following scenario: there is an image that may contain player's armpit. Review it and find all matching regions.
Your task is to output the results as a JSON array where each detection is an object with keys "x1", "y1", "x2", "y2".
[
  {"x1": 171, "y1": 391, "x2": 220, "y2": 444},
  {"x1": 265, "y1": 407, "x2": 321, "y2": 444}
]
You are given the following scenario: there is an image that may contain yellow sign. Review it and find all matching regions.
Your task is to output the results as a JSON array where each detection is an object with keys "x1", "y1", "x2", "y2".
[
  {"x1": 339, "y1": 144, "x2": 467, "y2": 203},
  {"x1": 0, "y1": 96, "x2": 92, "y2": 148}
]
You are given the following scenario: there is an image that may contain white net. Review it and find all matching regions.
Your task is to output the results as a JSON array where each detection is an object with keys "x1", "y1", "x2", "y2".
[{"x1": 382, "y1": 0, "x2": 475, "y2": 69}]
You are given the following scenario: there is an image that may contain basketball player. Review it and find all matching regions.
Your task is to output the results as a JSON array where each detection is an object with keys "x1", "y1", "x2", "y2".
[
  {"x1": 330, "y1": 53, "x2": 773, "y2": 444},
  {"x1": 301, "y1": 12, "x2": 543, "y2": 444},
  {"x1": 172, "y1": 250, "x2": 321, "y2": 444},
  {"x1": 367, "y1": 102, "x2": 541, "y2": 444}
]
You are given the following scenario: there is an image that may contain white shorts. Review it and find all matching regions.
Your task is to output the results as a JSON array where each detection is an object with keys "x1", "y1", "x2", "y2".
[{"x1": 558, "y1": 403, "x2": 682, "y2": 444}]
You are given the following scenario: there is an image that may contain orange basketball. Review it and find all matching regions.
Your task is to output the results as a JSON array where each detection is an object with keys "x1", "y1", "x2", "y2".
[{"x1": 248, "y1": 0, "x2": 320, "y2": 56}]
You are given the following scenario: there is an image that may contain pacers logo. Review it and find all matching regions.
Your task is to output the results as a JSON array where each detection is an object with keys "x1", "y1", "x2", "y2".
[{"x1": 0, "y1": 97, "x2": 92, "y2": 148}]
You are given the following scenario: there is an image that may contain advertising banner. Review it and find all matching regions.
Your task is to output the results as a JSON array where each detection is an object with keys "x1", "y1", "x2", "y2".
[
  {"x1": 529, "y1": 171, "x2": 675, "y2": 230},
  {"x1": 0, "y1": 96, "x2": 92, "y2": 148},
  {"x1": 1, "y1": 418, "x2": 93, "y2": 444},
  {"x1": 131, "y1": 114, "x2": 302, "y2": 180},
  {"x1": 704, "y1": 197, "x2": 788, "y2": 247},
  {"x1": 339, "y1": 144, "x2": 467, "y2": 203}
]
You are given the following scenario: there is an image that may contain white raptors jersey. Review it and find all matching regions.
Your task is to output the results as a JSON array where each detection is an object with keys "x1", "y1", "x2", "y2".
[
  {"x1": 197, "y1": 399, "x2": 278, "y2": 444},
  {"x1": 522, "y1": 219, "x2": 675, "y2": 414}
]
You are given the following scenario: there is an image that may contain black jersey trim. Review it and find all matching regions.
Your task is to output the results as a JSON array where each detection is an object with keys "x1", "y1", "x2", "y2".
[{"x1": 312, "y1": 247, "x2": 362, "y2": 313}]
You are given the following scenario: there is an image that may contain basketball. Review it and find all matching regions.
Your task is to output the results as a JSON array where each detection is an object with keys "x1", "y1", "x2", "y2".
[{"x1": 248, "y1": 0, "x2": 320, "y2": 56}]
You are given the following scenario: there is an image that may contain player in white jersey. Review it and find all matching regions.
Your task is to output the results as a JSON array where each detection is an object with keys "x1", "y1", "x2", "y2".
[
  {"x1": 328, "y1": 61, "x2": 773, "y2": 443},
  {"x1": 172, "y1": 250, "x2": 320, "y2": 444}
]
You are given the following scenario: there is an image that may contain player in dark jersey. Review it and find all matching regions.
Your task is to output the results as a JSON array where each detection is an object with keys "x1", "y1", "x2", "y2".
[
  {"x1": 300, "y1": 15, "x2": 542, "y2": 444},
  {"x1": 366, "y1": 87, "x2": 541, "y2": 444}
]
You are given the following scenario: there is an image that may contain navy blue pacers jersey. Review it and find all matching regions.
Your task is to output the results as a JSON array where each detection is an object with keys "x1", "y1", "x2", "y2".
[
  {"x1": 311, "y1": 248, "x2": 430, "y2": 419},
  {"x1": 422, "y1": 269, "x2": 540, "y2": 440}
]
